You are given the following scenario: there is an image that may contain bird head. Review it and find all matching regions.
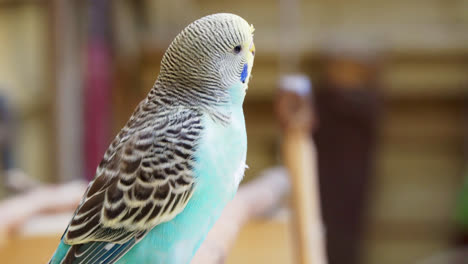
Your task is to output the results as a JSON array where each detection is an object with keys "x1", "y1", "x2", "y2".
[{"x1": 156, "y1": 13, "x2": 255, "y2": 107}]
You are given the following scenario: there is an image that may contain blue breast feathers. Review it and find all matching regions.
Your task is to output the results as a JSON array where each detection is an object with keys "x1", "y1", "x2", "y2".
[{"x1": 240, "y1": 63, "x2": 248, "y2": 83}]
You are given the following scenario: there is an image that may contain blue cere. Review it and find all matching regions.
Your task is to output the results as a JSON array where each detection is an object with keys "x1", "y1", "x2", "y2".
[{"x1": 240, "y1": 63, "x2": 248, "y2": 83}]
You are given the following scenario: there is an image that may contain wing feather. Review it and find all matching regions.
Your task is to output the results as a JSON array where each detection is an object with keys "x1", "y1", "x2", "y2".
[{"x1": 60, "y1": 108, "x2": 202, "y2": 263}]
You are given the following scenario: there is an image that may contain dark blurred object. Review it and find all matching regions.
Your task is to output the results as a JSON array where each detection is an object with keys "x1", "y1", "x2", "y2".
[
  {"x1": 0, "y1": 95, "x2": 15, "y2": 173},
  {"x1": 455, "y1": 169, "x2": 468, "y2": 245},
  {"x1": 454, "y1": 93, "x2": 468, "y2": 247},
  {"x1": 313, "y1": 52, "x2": 382, "y2": 264},
  {"x1": 0, "y1": 94, "x2": 37, "y2": 193}
]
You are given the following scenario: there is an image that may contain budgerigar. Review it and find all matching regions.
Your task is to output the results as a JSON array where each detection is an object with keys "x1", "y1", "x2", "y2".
[{"x1": 49, "y1": 13, "x2": 255, "y2": 264}]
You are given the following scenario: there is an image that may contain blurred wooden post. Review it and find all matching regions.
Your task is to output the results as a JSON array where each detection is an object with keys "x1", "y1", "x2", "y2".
[
  {"x1": 52, "y1": 0, "x2": 83, "y2": 181},
  {"x1": 277, "y1": 3, "x2": 326, "y2": 261},
  {"x1": 277, "y1": 75, "x2": 327, "y2": 264}
]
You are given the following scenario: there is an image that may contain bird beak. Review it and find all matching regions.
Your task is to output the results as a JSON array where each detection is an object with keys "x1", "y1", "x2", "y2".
[{"x1": 250, "y1": 42, "x2": 255, "y2": 56}]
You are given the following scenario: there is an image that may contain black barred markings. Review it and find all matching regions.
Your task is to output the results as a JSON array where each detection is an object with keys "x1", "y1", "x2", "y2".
[{"x1": 64, "y1": 108, "x2": 203, "y2": 247}]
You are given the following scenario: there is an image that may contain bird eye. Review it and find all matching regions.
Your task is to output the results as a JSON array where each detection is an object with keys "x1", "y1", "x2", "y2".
[{"x1": 233, "y1": 45, "x2": 242, "y2": 54}]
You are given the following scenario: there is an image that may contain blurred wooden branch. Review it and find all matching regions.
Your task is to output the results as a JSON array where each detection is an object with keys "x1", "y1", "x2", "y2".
[
  {"x1": 192, "y1": 167, "x2": 290, "y2": 264},
  {"x1": 0, "y1": 181, "x2": 87, "y2": 244}
]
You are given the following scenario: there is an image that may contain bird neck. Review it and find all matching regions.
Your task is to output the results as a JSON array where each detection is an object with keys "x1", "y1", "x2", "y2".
[
  {"x1": 147, "y1": 79, "x2": 246, "y2": 125},
  {"x1": 148, "y1": 79, "x2": 230, "y2": 107}
]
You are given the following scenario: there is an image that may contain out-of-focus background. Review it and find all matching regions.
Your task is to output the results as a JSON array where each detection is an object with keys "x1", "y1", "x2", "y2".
[{"x1": 0, "y1": 0, "x2": 467, "y2": 264}]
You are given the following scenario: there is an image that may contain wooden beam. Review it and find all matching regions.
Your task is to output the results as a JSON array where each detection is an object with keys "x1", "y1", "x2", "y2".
[{"x1": 52, "y1": 0, "x2": 83, "y2": 181}]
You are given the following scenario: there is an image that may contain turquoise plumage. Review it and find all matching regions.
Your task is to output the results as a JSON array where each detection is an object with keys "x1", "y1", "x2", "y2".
[{"x1": 49, "y1": 13, "x2": 255, "y2": 264}]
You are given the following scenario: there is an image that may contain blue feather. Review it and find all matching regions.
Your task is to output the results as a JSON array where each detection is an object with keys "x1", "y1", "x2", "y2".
[{"x1": 240, "y1": 63, "x2": 248, "y2": 83}]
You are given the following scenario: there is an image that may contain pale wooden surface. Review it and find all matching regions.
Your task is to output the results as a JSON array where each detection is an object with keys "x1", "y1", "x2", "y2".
[
  {"x1": 226, "y1": 219, "x2": 294, "y2": 264},
  {"x1": 0, "y1": 219, "x2": 293, "y2": 264}
]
